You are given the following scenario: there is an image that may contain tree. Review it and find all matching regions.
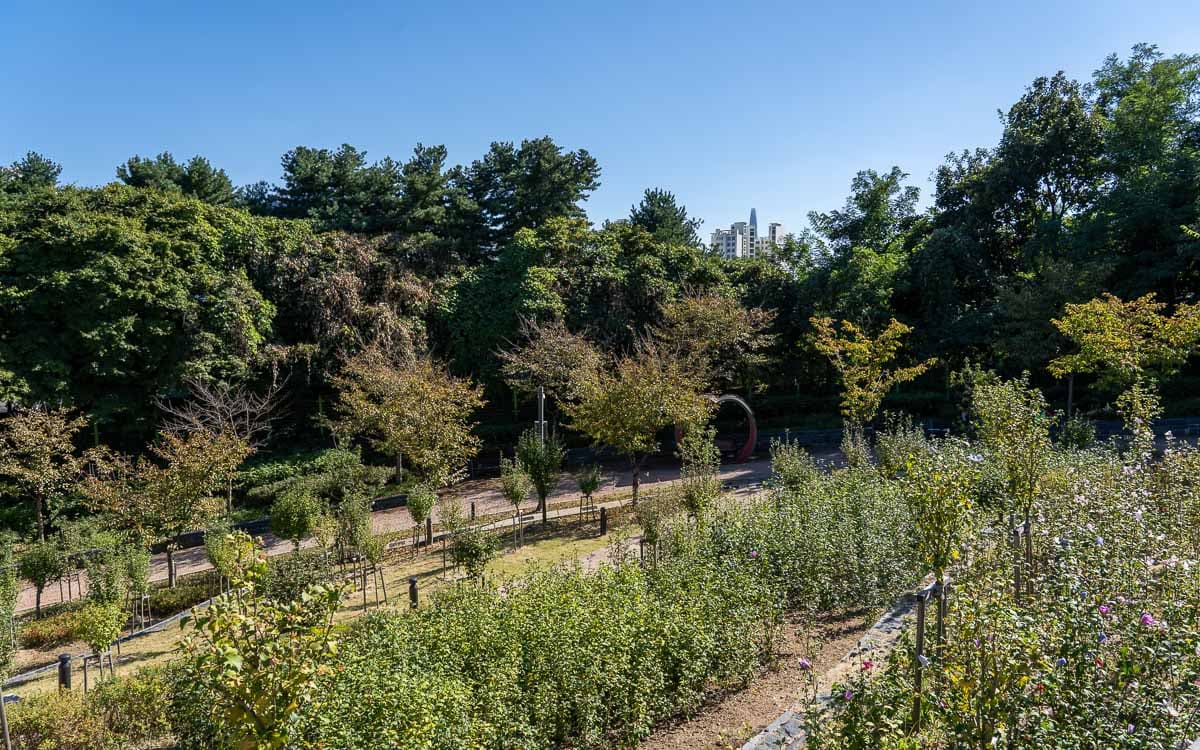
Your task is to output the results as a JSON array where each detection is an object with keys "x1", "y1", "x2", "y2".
[
  {"x1": 83, "y1": 430, "x2": 248, "y2": 586},
  {"x1": 499, "y1": 318, "x2": 603, "y2": 405},
  {"x1": 333, "y1": 347, "x2": 485, "y2": 486},
  {"x1": 449, "y1": 136, "x2": 601, "y2": 252},
  {"x1": 405, "y1": 483, "x2": 436, "y2": 549},
  {"x1": 629, "y1": 188, "x2": 702, "y2": 246},
  {"x1": 499, "y1": 457, "x2": 530, "y2": 544},
  {"x1": 808, "y1": 167, "x2": 920, "y2": 256},
  {"x1": 0, "y1": 406, "x2": 88, "y2": 540},
  {"x1": 516, "y1": 428, "x2": 564, "y2": 526},
  {"x1": 270, "y1": 486, "x2": 327, "y2": 551},
  {"x1": 809, "y1": 317, "x2": 936, "y2": 430},
  {"x1": 971, "y1": 375, "x2": 1054, "y2": 523},
  {"x1": 117, "y1": 153, "x2": 236, "y2": 205},
  {"x1": 653, "y1": 292, "x2": 776, "y2": 393},
  {"x1": 0, "y1": 152, "x2": 60, "y2": 195},
  {"x1": 563, "y1": 343, "x2": 712, "y2": 502},
  {"x1": 18, "y1": 541, "x2": 66, "y2": 616}
]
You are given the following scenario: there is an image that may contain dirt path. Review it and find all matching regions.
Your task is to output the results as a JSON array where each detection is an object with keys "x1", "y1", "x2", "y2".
[{"x1": 638, "y1": 611, "x2": 872, "y2": 750}]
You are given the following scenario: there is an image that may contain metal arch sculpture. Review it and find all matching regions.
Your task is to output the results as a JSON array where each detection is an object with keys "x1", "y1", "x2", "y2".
[{"x1": 677, "y1": 394, "x2": 758, "y2": 464}]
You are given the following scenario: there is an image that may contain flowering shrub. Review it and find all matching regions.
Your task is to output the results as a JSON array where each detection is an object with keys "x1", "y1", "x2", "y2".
[{"x1": 807, "y1": 434, "x2": 1200, "y2": 748}]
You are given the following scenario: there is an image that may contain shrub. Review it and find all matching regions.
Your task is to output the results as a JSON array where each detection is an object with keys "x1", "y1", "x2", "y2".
[
  {"x1": 20, "y1": 606, "x2": 85, "y2": 649},
  {"x1": 89, "y1": 667, "x2": 173, "y2": 746},
  {"x1": 18, "y1": 540, "x2": 67, "y2": 616},
  {"x1": 270, "y1": 485, "x2": 327, "y2": 549},
  {"x1": 75, "y1": 602, "x2": 126, "y2": 655},
  {"x1": 147, "y1": 583, "x2": 211, "y2": 617},
  {"x1": 263, "y1": 548, "x2": 332, "y2": 603},
  {"x1": 8, "y1": 689, "x2": 109, "y2": 750},
  {"x1": 874, "y1": 412, "x2": 929, "y2": 479}
]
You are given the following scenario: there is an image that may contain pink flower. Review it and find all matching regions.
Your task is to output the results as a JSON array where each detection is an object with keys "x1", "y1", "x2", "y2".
[
  {"x1": 798, "y1": 657, "x2": 812, "y2": 671},
  {"x1": 1099, "y1": 605, "x2": 1110, "y2": 615},
  {"x1": 1140, "y1": 612, "x2": 1156, "y2": 627},
  {"x1": 862, "y1": 660, "x2": 874, "y2": 672}
]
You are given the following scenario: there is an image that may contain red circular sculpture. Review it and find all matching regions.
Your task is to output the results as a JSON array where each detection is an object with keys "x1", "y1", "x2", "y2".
[{"x1": 676, "y1": 394, "x2": 758, "y2": 464}]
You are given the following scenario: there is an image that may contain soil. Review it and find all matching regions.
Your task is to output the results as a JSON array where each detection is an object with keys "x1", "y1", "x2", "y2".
[{"x1": 639, "y1": 610, "x2": 872, "y2": 750}]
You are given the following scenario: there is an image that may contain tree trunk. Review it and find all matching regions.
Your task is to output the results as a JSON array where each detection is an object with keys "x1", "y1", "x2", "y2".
[
  {"x1": 540, "y1": 491, "x2": 548, "y2": 527},
  {"x1": 35, "y1": 495, "x2": 45, "y2": 542},
  {"x1": 1066, "y1": 374, "x2": 1074, "y2": 419},
  {"x1": 34, "y1": 587, "x2": 42, "y2": 617},
  {"x1": 630, "y1": 455, "x2": 642, "y2": 505},
  {"x1": 167, "y1": 547, "x2": 177, "y2": 588},
  {"x1": 395, "y1": 453, "x2": 403, "y2": 485}
]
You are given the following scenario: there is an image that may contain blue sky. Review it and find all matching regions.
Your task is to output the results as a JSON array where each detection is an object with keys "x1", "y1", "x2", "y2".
[{"x1": 2, "y1": 0, "x2": 1197, "y2": 236}]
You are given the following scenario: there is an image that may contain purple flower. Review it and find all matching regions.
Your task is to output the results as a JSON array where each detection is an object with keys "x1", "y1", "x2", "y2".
[
  {"x1": 1055, "y1": 657, "x2": 1067, "y2": 668},
  {"x1": 1099, "y1": 604, "x2": 1110, "y2": 615},
  {"x1": 1098, "y1": 632, "x2": 1108, "y2": 644},
  {"x1": 798, "y1": 657, "x2": 812, "y2": 671},
  {"x1": 843, "y1": 689, "x2": 854, "y2": 701},
  {"x1": 749, "y1": 549, "x2": 758, "y2": 559},
  {"x1": 917, "y1": 654, "x2": 931, "y2": 668},
  {"x1": 1140, "y1": 612, "x2": 1156, "y2": 627}
]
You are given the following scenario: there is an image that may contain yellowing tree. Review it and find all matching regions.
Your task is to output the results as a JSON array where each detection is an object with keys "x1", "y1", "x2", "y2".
[
  {"x1": 1050, "y1": 293, "x2": 1200, "y2": 450},
  {"x1": 0, "y1": 406, "x2": 89, "y2": 540},
  {"x1": 809, "y1": 317, "x2": 936, "y2": 429},
  {"x1": 563, "y1": 343, "x2": 712, "y2": 502},
  {"x1": 83, "y1": 429, "x2": 248, "y2": 586},
  {"x1": 1049, "y1": 293, "x2": 1200, "y2": 387},
  {"x1": 333, "y1": 348, "x2": 485, "y2": 486}
]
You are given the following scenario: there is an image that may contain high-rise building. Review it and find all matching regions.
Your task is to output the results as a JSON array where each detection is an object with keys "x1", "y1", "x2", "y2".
[{"x1": 710, "y1": 208, "x2": 785, "y2": 259}]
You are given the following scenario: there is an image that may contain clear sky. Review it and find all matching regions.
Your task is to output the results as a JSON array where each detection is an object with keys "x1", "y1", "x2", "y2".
[{"x1": 2, "y1": 0, "x2": 1197, "y2": 236}]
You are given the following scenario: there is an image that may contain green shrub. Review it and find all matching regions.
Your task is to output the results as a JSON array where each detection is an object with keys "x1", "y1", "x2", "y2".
[
  {"x1": 88, "y1": 667, "x2": 173, "y2": 745},
  {"x1": 20, "y1": 607, "x2": 85, "y2": 649},
  {"x1": 8, "y1": 689, "x2": 109, "y2": 750},
  {"x1": 263, "y1": 548, "x2": 332, "y2": 603},
  {"x1": 147, "y1": 583, "x2": 211, "y2": 617}
]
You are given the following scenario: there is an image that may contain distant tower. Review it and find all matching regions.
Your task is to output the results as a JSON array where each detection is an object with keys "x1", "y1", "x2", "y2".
[{"x1": 749, "y1": 207, "x2": 758, "y2": 232}]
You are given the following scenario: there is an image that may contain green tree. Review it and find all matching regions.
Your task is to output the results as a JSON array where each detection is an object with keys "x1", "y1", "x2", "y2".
[
  {"x1": 405, "y1": 482, "x2": 436, "y2": 548},
  {"x1": 499, "y1": 457, "x2": 530, "y2": 544},
  {"x1": 333, "y1": 347, "x2": 485, "y2": 486},
  {"x1": 18, "y1": 541, "x2": 66, "y2": 616},
  {"x1": 563, "y1": 343, "x2": 712, "y2": 502},
  {"x1": 0, "y1": 152, "x2": 61, "y2": 195},
  {"x1": 0, "y1": 406, "x2": 88, "y2": 540},
  {"x1": 629, "y1": 188, "x2": 701, "y2": 246},
  {"x1": 270, "y1": 486, "x2": 328, "y2": 551},
  {"x1": 516, "y1": 428, "x2": 565, "y2": 526},
  {"x1": 677, "y1": 425, "x2": 722, "y2": 521},
  {"x1": 809, "y1": 317, "x2": 936, "y2": 430},
  {"x1": 117, "y1": 153, "x2": 236, "y2": 205}
]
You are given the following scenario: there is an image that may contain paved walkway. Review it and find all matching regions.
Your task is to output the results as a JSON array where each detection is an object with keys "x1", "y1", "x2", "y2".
[{"x1": 17, "y1": 456, "x2": 778, "y2": 614}]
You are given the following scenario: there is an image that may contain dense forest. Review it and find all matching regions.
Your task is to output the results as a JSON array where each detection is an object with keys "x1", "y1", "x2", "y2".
[{"x1": 1, "y1": 43, "x2": 1198, "y2": 458}]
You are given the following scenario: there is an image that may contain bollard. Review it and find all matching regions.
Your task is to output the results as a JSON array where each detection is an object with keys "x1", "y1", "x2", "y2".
[
  {"x1": 425, "y1": 517, "x2": 433, "y2": 547},
  {"x1": 599, "y1": 506, "x2": 608, "y2": 536},
  {"x1": 57, "y1": 654, "x2": 71, "y2": 691},
  {"x1": 408, "y1": 577, "x2": 418, "y2": 609},
  {"x1": 470, "y1": 502, "x2": 476, "y2": 521}
]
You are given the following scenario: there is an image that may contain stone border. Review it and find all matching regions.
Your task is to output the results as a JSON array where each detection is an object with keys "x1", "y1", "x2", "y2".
[{"x1": 739, "y1": 589, "x2": 921, "y2": 750}]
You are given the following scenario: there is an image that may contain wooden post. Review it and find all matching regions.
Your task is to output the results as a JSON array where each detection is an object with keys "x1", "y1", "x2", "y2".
[
  {"x1": 470, "y1": 502, "x2": 476, "y2": 521},
  {"x1": 599, "y1": 506, "x2": 608, "y2": 536},
  {"x1": 425, "y1": 517, "x2": 433, "y2": 548},
  {"x1": 408, "y1": 577, "x2": 418, "y2": 609},
  {"x1": 57, "y1": 653, "x2": 71, "y2": 690},
  {"x1": 912, "y1": 592, "x2": 927, "y2": 731}
]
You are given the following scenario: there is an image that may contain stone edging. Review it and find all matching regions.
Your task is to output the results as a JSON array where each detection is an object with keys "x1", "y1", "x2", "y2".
[{"x1": 739, "y1": 590, "x2": 921, "y2": 750}]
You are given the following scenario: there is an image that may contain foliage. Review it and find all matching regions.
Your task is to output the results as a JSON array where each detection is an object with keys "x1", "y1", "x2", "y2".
[
  {"x1": 448, "y1": 524, "x2": 497, "y2": 579},
  {"x1": 20, "y1": 605, "x2": 85, "y2": 649},
  {"x1": 0, "y1": 405, "x2": 89, "y2": 539},
  {"x1": 89, "y1": 667, "x2": 174, "y2": 746},
  {"x1": 971, "y1": 374, "x2": 1054, "y2": 519},
  {"x1": 1057, "y1": 411, "x2": 1096, "y2": 449},
  {"x1": 654, "y1": 292, "x2": 776, "y2": 392},
  {"x1": 498, "y1": 317, "x2": 603, "y2": 402},
  {"x1": 18, "y1": 539, "x2": 67, "y2": 615},
  {"x1": 563, "y1": 342, "x2": 713, "y2": 500},
  {"x1": 7, "y1": 689, "x2": 110, "y2": 750},
  {"x1": 677, "y1": 424, "x2": 722, "y2": 520},
  {"x1": 405, "y1": 482, "x2": 437, "y2": 527},
  {"x1": 516, "y1": 428, "x2": 565, "y2": 513},
  {"x1": 262, "y1": 548, "x2": 334, "y2": 604},
  {"x1": 175, "y1": 547, "x2": 342, "y2": 750},
  {"x1": 76, "y1": 601, "x2": 126, "y2": 654},
  {"x1": 1049, "y1": 292, "x2": 1200, "y2": 388},
  {"x1": 874, "y1": 412, "x2": 929, "y2": 480},
  {"x1": 270, "y1": 485, "x2": 327, "y2": 549},
  {"x1": 629, "y1": 187, "x2": 702, "y2": 246},
  {"x1": 575, "y1": 463, "x2": 601, "y2": 500},
  {"x1": 205, "y1": 528, "x2": 261, "y2": 584},
  {"x1": 899, "y1": 438, "x2": 980, "y2": 584},
  {"x1": 333, "y1": 346, "x2": 485, "y2": 485},
  {"x1": 147, "y1": 583, "x2": 213, "y2": 616},
  {"x1": 498, "y1": 457, "x2": 530, "y2": 513},
  {"x1": 809, "y1": 317, "x2": 936, "y2": 428}
]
